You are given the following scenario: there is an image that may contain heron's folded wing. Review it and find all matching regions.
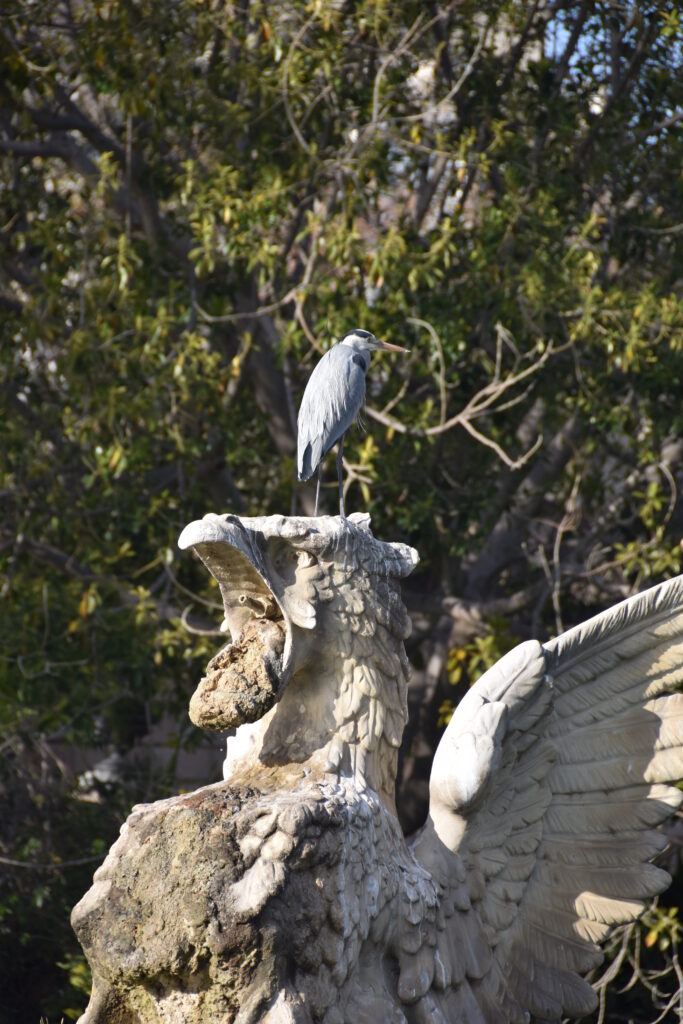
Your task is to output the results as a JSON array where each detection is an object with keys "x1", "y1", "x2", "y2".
[
  {"x1": 413, "y1": 575, "x2": 683, "y2": 1023},
  {"x1": 297, "y1": 348, "x2": 366, "y2": 479}
]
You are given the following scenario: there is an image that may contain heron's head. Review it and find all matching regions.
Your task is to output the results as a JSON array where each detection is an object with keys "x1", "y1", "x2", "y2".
[{"x1": 340, "y1": 329, "x2": 408, "y2": 354}]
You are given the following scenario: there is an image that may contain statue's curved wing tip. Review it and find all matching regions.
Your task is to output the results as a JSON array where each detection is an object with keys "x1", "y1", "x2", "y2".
[
  {"x1": 394, "y1": 543, "x2": 420, "y2": 575},
  {"x1": 178, "y1": 514, "x2": 239, "y2": 550}
]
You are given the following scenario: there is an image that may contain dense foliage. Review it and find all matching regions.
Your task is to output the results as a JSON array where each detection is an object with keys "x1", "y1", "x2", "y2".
[{"x1": 1, "y1": 1, "x2": 682, "y2": 1020}]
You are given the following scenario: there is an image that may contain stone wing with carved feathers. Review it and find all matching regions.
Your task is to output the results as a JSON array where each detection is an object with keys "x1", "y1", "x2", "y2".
[{"x1": 408, "y1": 576, "x2": 683, "y2": 1023}]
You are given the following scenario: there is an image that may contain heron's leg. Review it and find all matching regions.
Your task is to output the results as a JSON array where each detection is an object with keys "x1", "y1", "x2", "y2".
[
  {"x1": 337, "y1": 434, "x2": 345, "y2": 520},
  {"x1": 314, "y1": 463, "x2": 322, "y2": 516}
]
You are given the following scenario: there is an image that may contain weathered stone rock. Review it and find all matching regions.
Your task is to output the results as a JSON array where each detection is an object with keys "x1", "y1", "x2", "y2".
[{"x1": 189, "y1": 618, "x2": 286, "y2": 730}]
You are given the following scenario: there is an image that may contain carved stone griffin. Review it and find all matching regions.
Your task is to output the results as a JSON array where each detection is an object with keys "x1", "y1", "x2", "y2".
[{"x1": 72, "y1": 513, "x2": 683, "y2": 1023}]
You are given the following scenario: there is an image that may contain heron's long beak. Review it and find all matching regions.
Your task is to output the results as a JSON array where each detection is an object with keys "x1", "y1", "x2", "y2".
[{"x1": 375, "y1": 340, "x2": 410, "y2": 353}]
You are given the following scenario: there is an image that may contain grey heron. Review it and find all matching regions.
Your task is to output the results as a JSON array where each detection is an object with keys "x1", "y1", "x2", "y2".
[{"x1": 296, "y1": 329, "x2": 408, "y2": 518}]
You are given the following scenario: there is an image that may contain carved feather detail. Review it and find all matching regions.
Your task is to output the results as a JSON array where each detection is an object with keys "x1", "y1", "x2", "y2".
[{"x1": 416, "y1": 574, "x2": 683, "y2": 1022}]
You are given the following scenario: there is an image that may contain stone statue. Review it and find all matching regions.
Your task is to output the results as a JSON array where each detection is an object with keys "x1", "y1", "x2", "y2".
[{"x1": 72, "y1": 513, "x2": 683, "y2": 1023}]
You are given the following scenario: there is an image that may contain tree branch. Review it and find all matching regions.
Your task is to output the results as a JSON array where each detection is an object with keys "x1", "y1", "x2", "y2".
[{"x1": 465, "y1": 413, "x2": 582, "y2": 600}]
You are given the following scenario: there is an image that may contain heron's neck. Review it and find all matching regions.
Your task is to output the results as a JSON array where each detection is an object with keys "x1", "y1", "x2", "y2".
[{"x1": 340, "y1": 342, "x2": 371, "y2": 371}]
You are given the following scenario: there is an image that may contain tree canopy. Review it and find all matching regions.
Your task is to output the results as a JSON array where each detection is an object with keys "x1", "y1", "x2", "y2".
[{"x1": 1, "y1": 1, "x2": 682, "y2": 1020}]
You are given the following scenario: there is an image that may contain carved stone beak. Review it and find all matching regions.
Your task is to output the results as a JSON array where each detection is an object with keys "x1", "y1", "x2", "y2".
[{"x1": 178, "y1": 514, "x2": 315, "y2": 730}]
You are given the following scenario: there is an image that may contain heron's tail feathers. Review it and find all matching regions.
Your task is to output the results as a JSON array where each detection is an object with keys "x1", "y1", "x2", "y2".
[{"x1": 297, "y1": 438, "x2": 323, "y2": 482}]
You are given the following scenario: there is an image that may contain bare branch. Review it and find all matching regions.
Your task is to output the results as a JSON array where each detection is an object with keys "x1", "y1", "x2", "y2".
[
  {"x1": 629, "y1": 221, "x2": 683, "y2": 237},
  {"x1": 366, "y1": 327, "x2": 552, "y2": 472},
  {"x1": 460, "y1": 416, "x2": 544, "y2": 470},
  {"x1": 576, "y1": 18, "x2": 658, "y2": 162},
  {"x1": 163, "y1": 564, "x2": 223, "y2": 610},
  {"x1": 0, "y1": 136, "x2": 98, "y2": 176},
  {"x1": 196, "y1": 288, "x2": 298, "y2": 324},
  {"x1": 425, "y1": 341, "x2": 553, "y2": 434},
  {"x1": 399, "y1": 24, "x2": 488, "y2": 125},
  {"x1": 371, "y1": 13, "x2": 427, "y2": 125},
  {"x1": 553, "y1": 1, "x2": 590, "y2": 92},
  {"x1": 498, "y1": 0, "x2": 543, "y2": 96},
  {"x1": 465, "y1": 413, "x2": 582, "y2": 601},
  {"x1": 407, "y1": 316, "x2": 447, "y2": 426},
  {"x1": 540, "y1": 471, "x2": 583, "y2": 634},
  {"x1": 365, "y1": 405, "x2": 409, "y2": 434},
  {"x1": 638, "y1": 109, "x2": 683, "y2": 139},
  {"x1": 180, "y1": 605, "x2": 224, "y2": 636},
  {"x1": 282, "y1": 17, "x2": 316, "y2": 155},
  {"x1": 0, "y1": 853, "x2": 104, "y2": 871},
  {"x1": 7, "y1": 535, "x2": 181, "y2": 625}
]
